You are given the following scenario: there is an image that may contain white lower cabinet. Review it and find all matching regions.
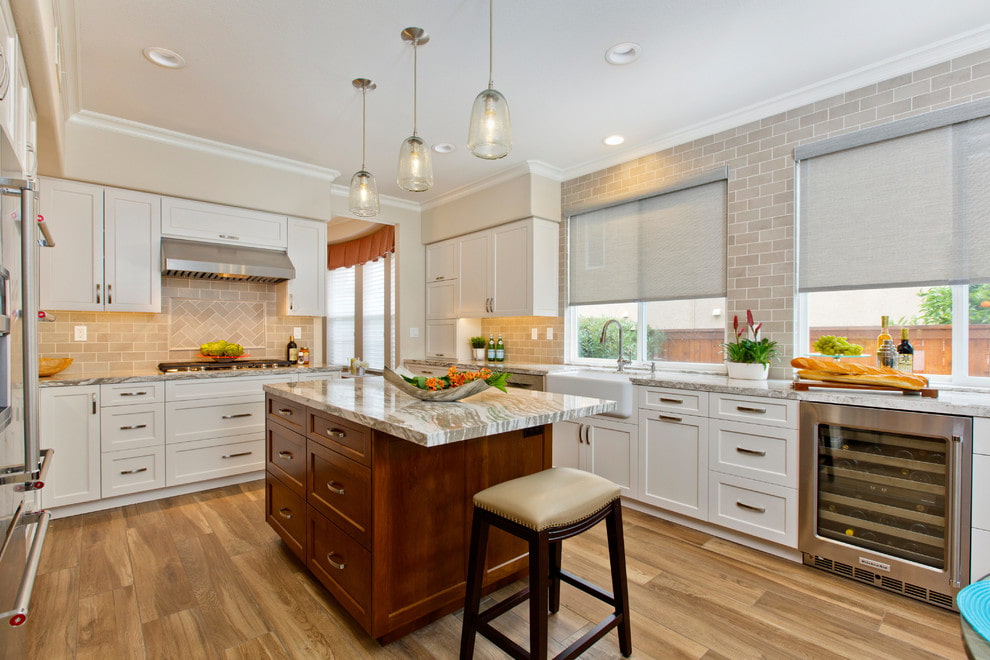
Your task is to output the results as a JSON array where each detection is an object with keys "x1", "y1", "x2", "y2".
[
  {"x1": 552, "y1": 417, "x2": 637, "y2": 497},
  {"x1": 101, "y1": 446, "x2": 165, "y2": 498},
  {"x1": 708, "y1": 472, "x2": 797, "y2": 547},
  {"x1": 166, "y1": 436, "x2": 265, "y2": 486},
  {"x1": 40, "y1": 386, "x2": 101, "y2": 508},
  {"x1": 972, "y1": 418, "x2": 990, "y2": 580},
  {"x1": 638, "y1": 410, "x2": 708, "y2": 519}
]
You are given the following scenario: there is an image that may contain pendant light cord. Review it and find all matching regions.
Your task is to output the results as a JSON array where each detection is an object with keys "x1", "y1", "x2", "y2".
[
  {"x1": 413, "y1": 41, "x2": 419, "y2": 137},
  {"x1": 488, "y1": 0, "x2": 494, "y2": 89},
  {"x1": 361, "y1": 86, "x2": 367, "y2": 170}
]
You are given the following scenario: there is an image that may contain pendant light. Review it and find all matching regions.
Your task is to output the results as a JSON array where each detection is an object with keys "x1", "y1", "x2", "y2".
[
  {"x1": 348, "y1": 78, "x2": 380, "y2": 217},
  {"x1": 397, "y1": 27, "x2": 434, "y2": 192},
  {"x1": 467, "y1": 0, "x2": 511, "y2": 160}
]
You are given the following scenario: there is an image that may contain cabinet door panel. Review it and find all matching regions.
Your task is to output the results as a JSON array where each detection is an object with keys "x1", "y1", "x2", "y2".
[
  {"x1": 40, "y1": 386, "x2": 101, "y2": 507},
  {"x1": 162, "y1": 196, "x2": 287, "y2": 248},
  {"x1": 426, "y1": 239, "x2": 458, "y2": 282},
  {"x1": 104, "y1": 187, "x2": 161, "y2": 312},
  {"x1": 425, "y1": 321, "x2": 456, "y2": 359},
  {"x1": 551, "y1": 420, "x2": 583, "y2": 469},
  {"x1": 639, "y1": 410, "x2": 708, "y2": 519},
  {"x1": 587, "y1": 419, "x2": 637, "y2": 497},
  {"x1": 279, "y1": 217, "x2": 326, "y2": 316},
  {"x1": 426, "y1": 280, "x2": 458, "y2": 319},
  {"x1": 458, "y1": 233, "x2": 491, "y2": 316},
  {"x1": 491, "y1": 221, "x2": 530, "y2": 316},
  {"x1": 39, "y1": 178, "x2": 103, "y2": 310}
]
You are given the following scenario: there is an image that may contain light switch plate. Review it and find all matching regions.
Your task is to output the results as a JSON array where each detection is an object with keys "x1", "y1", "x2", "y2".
[
  {"x1": 409, "y1": 327, "x2": 419, "y2": 338},
  {"x1": 546, "y1": 328, "x2": 554, "y2": 340},
  {"x1": 531, "y1": 328, "x2": 538, "y2": 340},
  {"x1": 74, "y1": 325, "x2": 87, "y2": 341},
  {"x1": 293, "y1": 326, "x2": 302, "y2": 337}
]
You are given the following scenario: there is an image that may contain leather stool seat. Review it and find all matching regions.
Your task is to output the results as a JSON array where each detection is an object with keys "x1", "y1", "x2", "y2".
[{"x1": 460, "y1": 467, "x2": 632, "y2": 659}]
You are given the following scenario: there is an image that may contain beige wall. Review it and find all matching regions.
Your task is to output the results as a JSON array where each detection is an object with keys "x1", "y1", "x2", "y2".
[{"x1": 561, "y1": 48, "x2": 990, "y2": 377}]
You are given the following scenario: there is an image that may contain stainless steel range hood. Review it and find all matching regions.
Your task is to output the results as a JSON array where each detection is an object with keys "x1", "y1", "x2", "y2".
[{"x1": 161, "y1": 238, "x2": 296, "y2": 283}]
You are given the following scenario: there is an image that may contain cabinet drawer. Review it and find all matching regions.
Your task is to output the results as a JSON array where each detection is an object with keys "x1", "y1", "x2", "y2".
[
  {"x1": 709, "y1": 394, "x2": 796, "y2": 429},
  {"x1": 310, "y1": 412, "x2": 370, "y2": 466},
  {"x1": 308, "y1": 440, "x2": 371, "y2": 547},
  {"x1": 101, "y1": 403, "x2": 165, "y2": 452},
  {"x1": 166, "y1": 396, "x2": 264, "y2": 444},
  {"x1": 268, "y1": 424, "x2": 305, "y2": 496},
  {"x1": 165, "y1": 436, "x2": 264, "y2": 486},
  {"x1": 101, "y1": 446, "x2": 165, "y2": 498},
  {"x1": 708, "y1": 472, "x2": 797, "y2": 548},
  {"x1": 267, "y1": 395, "x2": 306, "y2": 432},
  {"x1": 709, "y1": 420, "x2": 798, "y2": 488},
  {"x1": 308, "y1": 506, "x2": 371, "y2": 629},
  {"x1": 166, "y1": 375, "x2": 292, "y2": 401},
  {"x1": 100, "y1": 382, "x2": 164, "y2": 406},
  {"x1": 639, "y1": 387, "x2": 708, "y2": 415},
  {"x1": 266, "y1": 475, "x2": 306, "y2": 562}
]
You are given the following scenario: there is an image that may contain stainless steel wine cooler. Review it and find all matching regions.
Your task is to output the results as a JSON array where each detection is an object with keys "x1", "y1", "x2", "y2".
[{"x1": 799, "y1": 402, "x2": 972, "y2": 609}]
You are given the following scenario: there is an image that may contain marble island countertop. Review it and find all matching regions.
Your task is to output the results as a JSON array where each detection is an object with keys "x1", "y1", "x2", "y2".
[
  {"x1": 264, "y1": 377, "x2": 616, "y2": 447},
  {"x1": 39, "y1": 364, "x2": 344, "y2": 387}
]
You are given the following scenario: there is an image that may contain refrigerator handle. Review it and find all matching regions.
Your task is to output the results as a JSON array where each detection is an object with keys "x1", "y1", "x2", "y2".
[{"x1": 35, "y1": 214, "x2": 54, "y2": 248}]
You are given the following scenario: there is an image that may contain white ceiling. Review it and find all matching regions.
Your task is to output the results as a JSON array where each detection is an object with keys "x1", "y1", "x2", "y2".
[{"x1": 68, "y1": 0, "x2": 990, "y2": 205}]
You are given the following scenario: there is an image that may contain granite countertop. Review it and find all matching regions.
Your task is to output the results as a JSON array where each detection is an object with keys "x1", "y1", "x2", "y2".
[
  {"x1": 39, "y1": 364, "x2": 343, "y2": 387},
  {"x1": 264, "y1": 377, "x2": 615, "y2": 447}
]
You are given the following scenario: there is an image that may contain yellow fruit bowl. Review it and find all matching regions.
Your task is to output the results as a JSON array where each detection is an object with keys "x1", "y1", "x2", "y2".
[{"x1": 39, "y1": 357, "x2": 73, "y2": 377}]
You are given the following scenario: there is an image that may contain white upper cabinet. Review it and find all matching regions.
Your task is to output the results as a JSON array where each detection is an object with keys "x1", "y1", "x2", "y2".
[
  {"x1": 426, "y1": 239, "x2": 459, "y2": 282},
  {"x1": 278, "y1": 216, "x2": 327, "y2": 317},
  {"x1": 457, "y1": 232, "x2": 492, "y2": 317},
  {"x1": 40, "y1": 178, "x2": 162, "y2": 312},
  {"x1": 162, "y1": 196, "x2": 287, "y2": 249}
]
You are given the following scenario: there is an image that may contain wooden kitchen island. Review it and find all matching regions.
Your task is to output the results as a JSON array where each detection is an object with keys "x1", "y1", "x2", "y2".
[{"x1": 262, "y1": 377, "x2": 613, "y2": 643}]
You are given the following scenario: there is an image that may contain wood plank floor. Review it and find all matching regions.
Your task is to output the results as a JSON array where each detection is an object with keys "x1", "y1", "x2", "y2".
[{"x1": 27, "y1": 480, "x2": 967, "y2": 659}]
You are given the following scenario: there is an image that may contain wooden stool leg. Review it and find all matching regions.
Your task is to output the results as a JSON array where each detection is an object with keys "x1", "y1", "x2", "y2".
[
  {"x1": 606, "y1": 500, "x2": 632, "y2": 657},
  {"x1": 529, "y1": 532, "x2": 550, "y2": 660},
  {"x1": 460, "y1": 510, "x2": 490, "y2": 660},
  {"x1": 549, "y1": 540, "x2": 562, "y2": 614}
]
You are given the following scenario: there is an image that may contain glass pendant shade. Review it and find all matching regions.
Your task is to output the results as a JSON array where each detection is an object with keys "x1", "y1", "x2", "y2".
[
  {"x1": 348, "y1": 170, "x2": 379, "y2": 217},
  {"x1": 467, "y1": 87, "x2": 511, "y2": 160},
  {"x1": 397, "y1": 135, "x2": 433, "y2": 192}
]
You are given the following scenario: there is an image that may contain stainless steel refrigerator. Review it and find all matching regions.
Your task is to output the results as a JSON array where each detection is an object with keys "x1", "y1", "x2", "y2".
[{"x1": 0, "y1": 178, "x2": 53, "y2": 655}]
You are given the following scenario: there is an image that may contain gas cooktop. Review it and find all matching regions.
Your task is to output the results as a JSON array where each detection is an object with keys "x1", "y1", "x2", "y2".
[{"x1": 158, "y1": 359, "x2": 294, "y2": 373}]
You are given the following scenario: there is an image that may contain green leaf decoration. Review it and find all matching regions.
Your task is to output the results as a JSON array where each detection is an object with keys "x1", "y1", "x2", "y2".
[{"x1": 485, "y1": 371, "x2": 511, "y2": 392}]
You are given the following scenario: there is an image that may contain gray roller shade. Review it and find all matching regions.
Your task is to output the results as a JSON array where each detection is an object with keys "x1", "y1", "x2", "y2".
[{"x1": 569, "y1": 171, "x2": 727, "y2": 305}]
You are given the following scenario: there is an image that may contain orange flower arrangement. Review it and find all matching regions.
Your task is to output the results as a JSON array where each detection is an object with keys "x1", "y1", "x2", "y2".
[{"x1": 402, "y1": 366, "x2": 510, "y2": 392}]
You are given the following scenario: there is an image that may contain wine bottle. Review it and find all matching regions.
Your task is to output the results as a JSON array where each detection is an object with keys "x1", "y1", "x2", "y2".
[
  {"x1": 287, "y1": 336, "x2": 298, "y2": 363},
  {"x1": 495, "y1": 335, "x2": 505, "y2": 362},
  {"x1": 487, "y1": 335, "x2": 496, "y2": 362},
  {"x1": 876, "y1": 315, "x2": 892, "y2": 351},
  {"x1": 897, "y1": 328, "x2": 914, "y2": 373}
]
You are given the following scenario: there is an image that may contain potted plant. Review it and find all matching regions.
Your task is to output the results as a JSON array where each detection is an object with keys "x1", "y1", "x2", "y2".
[
  {"x1": 470, "y1": 336, "x2": 487, "y2": 361},
  {"x1": 722, "y1": 310, "x2": 778, "y2": 380}
]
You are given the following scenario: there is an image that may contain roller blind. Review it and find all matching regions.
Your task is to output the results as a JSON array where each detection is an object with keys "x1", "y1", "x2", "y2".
[
  {"x1": 362, "y1": 258, "x2": 385, "y2": 369},
  {"x1": 569, "y1": 172, "x2": 727, "y2": 305},
  {"x1": 797, "y1": 105, "x2": 990, "y2": 292},
  {"x1": 326, "y1": 267, "x2": 355, "y2": 365}
]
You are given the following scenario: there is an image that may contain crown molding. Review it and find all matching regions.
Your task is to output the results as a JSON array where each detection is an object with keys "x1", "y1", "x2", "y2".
[
  {"x1": 328, "y1": 182, "x2": 421, "y2": 215},
  {"x1": 68, "y1": 110, "x2": 341, "y2": 181},
  {"x1": 563, "y1": 25, "x2": 990, "y2": 182},
  {"x1": 420, "y1": 160, "x2": 564, "y2": 211}
]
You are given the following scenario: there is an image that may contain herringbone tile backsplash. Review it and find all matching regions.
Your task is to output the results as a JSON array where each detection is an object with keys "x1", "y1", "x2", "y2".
[{"x1": 170, "y1": 299, "x2": 267, "y2": 350}]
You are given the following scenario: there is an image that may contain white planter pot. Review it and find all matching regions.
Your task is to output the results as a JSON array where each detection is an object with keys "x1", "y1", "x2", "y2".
[
  {"x1": 726, "y1": 361, "x2": 769, "y2": 380},
  {"x1": 472, "y1": 348, "x2": 487, "y2": 361}
]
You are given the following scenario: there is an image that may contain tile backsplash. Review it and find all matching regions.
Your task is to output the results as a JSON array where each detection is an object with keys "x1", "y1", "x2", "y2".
[
  {"x1": 480, "y1": 316, "x2": 564, "y2": 364},
  {"x1": 38, "y1": 277, "x2": 323, "y2": 377}
]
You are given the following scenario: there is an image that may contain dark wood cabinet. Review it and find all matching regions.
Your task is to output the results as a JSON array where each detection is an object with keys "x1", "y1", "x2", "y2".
[{"x1": 264, "y1": 393, "x2": 551, "y2": 643}]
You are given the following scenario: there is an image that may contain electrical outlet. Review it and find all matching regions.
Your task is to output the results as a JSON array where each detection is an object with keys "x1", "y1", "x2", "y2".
[
  {"x1": 546, "y1": 327, "x2": 554, "y2": 340},
  {"x1": 409, "y1": 327, "x2": 419, "y2": 338},
  {"x1": 531, "y1": 328, "x2": 538, "y2": 340},
  {"x1": 293, "y1": 326, "x2": 302, "y2": 337},
  {"x1": 74, "y1": 325, "x2": 87, "y2": 341}
]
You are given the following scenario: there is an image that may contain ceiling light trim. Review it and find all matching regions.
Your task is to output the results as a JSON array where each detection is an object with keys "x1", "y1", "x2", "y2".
[
  {"x1": 563, "y1": 24, "x2": 990, "y2": 182},
  {"x1": 68, "y1": 110, "x2": 341, "y2": 181}
]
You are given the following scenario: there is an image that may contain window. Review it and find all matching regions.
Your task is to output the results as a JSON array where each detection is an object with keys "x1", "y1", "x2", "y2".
[
  {"x1": 796, "y1": 98, "x2": 990, "y2": 384},
  {"x1": 326, "y1": 254, "x2": 392, "y2": 369},
  {"x1": 567, "y1": 169, "x2": 728, "y2": 367}
]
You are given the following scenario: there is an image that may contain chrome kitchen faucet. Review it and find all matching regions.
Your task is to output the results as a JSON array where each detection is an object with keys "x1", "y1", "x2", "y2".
[{"x1": 599, "y1": 319, "x2": 631, "y2": 373}]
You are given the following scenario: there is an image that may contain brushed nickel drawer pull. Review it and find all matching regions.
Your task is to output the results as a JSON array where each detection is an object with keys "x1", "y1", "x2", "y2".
[
  {"x1": 325, "y1": 428, "x2": 347, "y2": 438},
  {"x1": 658, "y1": 415, "x2": 682, "y2": 423},
  {"x1": 736, "y1": 405, "x2": 767, "y2": 414},
  {"x1": 276, "y1": 408, "x2": 293, "y2": 416},
  {"x1": 736, "y1": 501, "x2": 766, "y2": 513},
  {"x1": 119, "y1": 391, "x2": 148, "y2": 397},
  {"x1": 327, "y1": 481, "x2": 345, "y2": 495},
  {"x1": 222, "y1": 451, "x2": 252, "y2": 459},
  {"x1": 222, "y1": 413, "x2": 252, "y2": 419},
  {"x1": 326, "y1": 552, "x2": 345, "y2": 570},
  {"x1": 277, "y1": 451, "x2": 293, "y2": 460},
  {"x1": 119, "y1": 467, "x2": 148, "y2": 475},
  {"x1": 659, "y1": 397, "x2": 683, "y2": 404},
  {"x1": 277, "y1": 507, "x2": 293, "y2": 520},
  {"x1": 736, "y1": 447, "x2": 767, "y2": 456},
  {"x1": 119, "y1": 424, "x2": 148, "y2": 431}
]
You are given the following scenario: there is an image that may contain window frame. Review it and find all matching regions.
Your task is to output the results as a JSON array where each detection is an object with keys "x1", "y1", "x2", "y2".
[{"x1": 325, "y1": 253, "x2": 393, "y2": 370}]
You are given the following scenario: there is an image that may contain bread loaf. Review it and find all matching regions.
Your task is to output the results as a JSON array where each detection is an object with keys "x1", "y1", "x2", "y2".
[
  {"x1": 791, "y1": 356, "x2": 892, "y2": 376},
  {"x1": 796, "y1": 369, "x2": 928, "y2": 390}
]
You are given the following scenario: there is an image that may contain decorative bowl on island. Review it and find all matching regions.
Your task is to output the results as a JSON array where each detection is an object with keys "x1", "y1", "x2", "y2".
[{"x1": 383, "y1": 367, "x2": 509, "y2": 402}]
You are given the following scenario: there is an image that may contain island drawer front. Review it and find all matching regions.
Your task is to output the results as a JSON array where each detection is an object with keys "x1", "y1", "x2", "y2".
[
  {"x1": 310, "y1": 412, "x2": 370, "y2": 466},
  {"x1": 709, "y1": 394, "x2": 797, "y2": 429},
  {"x1": 100, "y1": 382, "x2": 164, "y2": 406},
  {"x1": 308, "y1": 506, "x2": 372, "y2": 629},
  {"x1": 709, "y1": 420, "x2": 798, "y2": 488},
  {"x1": 266, "y1": 475, "x2": 306, "y2": 562},
  {"x1": 640, "y1": 387, "x2": 708, "y2": 415},
  {"x1": 267, "y1": 395, "x2": 306, "y2": 433},
  {"x1": 267, "y1": 424, "x2": 306, "y2": 495},
  {"x1": 308, "y1": 440, "x2": 371, "y2": 547},
  {"x1": 708, "y1": 472, "x2": 797, "y2": 548}
]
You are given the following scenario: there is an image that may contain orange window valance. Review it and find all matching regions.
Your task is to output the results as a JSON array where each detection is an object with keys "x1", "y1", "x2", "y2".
[{"x1": 327, "y1": 224, "x2": 395, "y2": 270}]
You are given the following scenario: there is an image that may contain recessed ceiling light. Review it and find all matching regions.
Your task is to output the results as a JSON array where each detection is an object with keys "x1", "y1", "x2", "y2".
[
  {"x1": 603, "y1": 135, "x2": 625, "y2": 146},
  {"x1": 142, "y1": 47, "x2": 186, "y2": 69},
  {"x1": 432, "y1": 143, "x2": 456, "y2": 154},
  {"x1": 605, "y1": 42, "x2": 641, "y2": 65}
]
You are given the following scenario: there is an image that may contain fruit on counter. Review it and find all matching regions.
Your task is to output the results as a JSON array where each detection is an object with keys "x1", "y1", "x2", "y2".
[
  {"x1": 813, "y1": 335, "x2": 863, "y2": 356},
  {"x1": 200, "y1": 340, "x2": 245, "y2": 357}
]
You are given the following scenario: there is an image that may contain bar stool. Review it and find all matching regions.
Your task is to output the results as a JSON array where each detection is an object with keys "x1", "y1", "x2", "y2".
[{"x1": 459, "y1": 467, "x2": 632, "y2": 660}]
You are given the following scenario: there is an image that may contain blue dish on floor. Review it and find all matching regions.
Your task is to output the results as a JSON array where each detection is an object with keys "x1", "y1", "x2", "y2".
[{"x1": 958, "y1": 580, "x2": 990, "y2": 642}]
